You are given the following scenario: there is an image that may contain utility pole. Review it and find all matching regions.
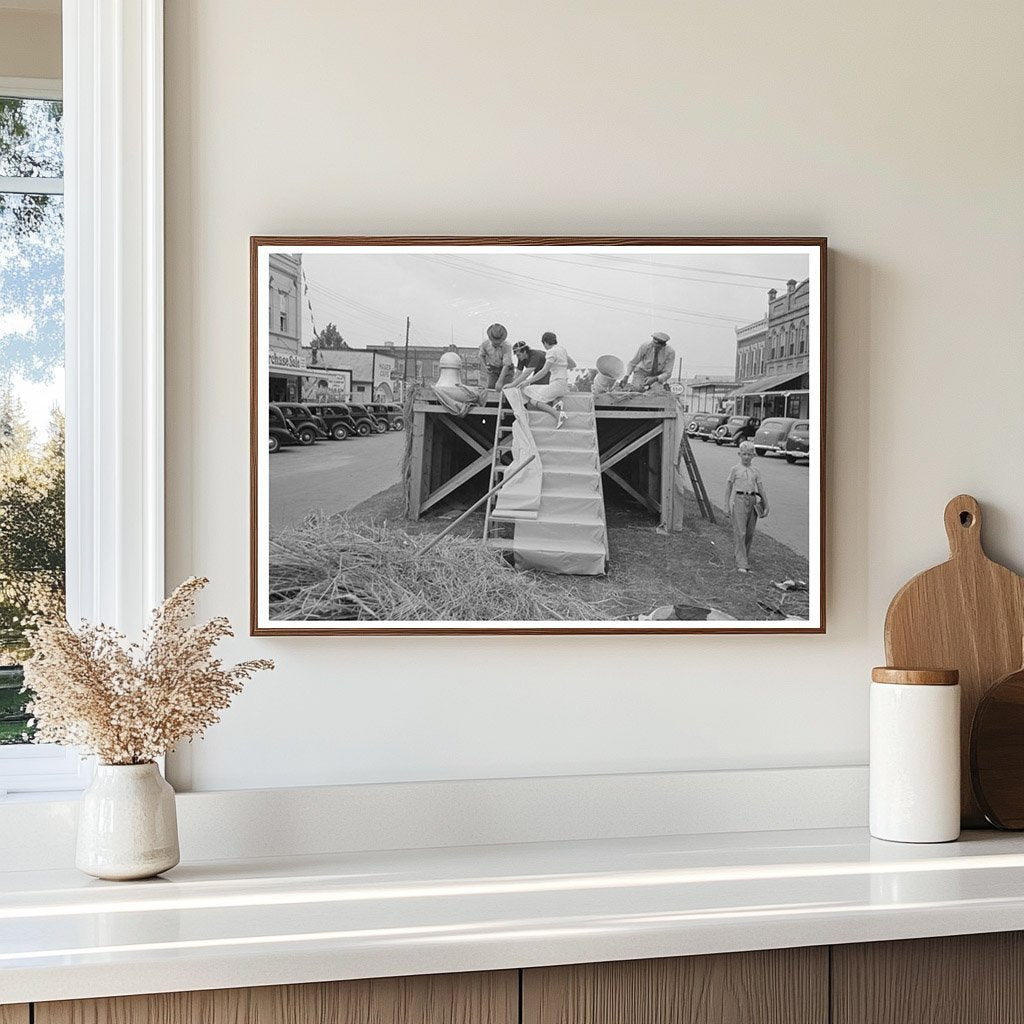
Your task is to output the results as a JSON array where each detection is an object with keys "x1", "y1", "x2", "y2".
[{"x1": 402, "y1": 316, "x2": 411, "y2": 399}]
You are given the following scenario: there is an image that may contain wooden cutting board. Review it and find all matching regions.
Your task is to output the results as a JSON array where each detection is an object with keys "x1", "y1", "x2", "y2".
[{"x1": 884, "y1": 494, "x2": 1024, "y2": 826}]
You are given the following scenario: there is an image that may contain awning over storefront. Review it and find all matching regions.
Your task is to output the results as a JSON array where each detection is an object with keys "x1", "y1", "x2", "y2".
[{"x1": 729, "y1": 370, "x2": 807, "y2": 397}]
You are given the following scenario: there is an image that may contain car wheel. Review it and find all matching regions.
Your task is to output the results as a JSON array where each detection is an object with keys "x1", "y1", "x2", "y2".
[
  {"x1": 332, "y1": 424, "x2": 348, "y2": 441},
  {"x1": 269, "y1": 434, "x2": 279, "y2": 453},
  {"x1": 786, "y1": 454, "x2": 796, "y2": 463},
  {"x1": 357, "y1": 422, "x2": 372, "y2": 437},
  {"x1": 375, "y1": 421, "x2": 387, "y2": 434},
  {"x1": 755, "y1": 447, "x2": 766, "y2": 457},
  {"x1": 392, "y1": 418, "x2": 405, "y2": 431},
  {"x1": 298, "y1": 427, "x2": 317, "y2": 446}
]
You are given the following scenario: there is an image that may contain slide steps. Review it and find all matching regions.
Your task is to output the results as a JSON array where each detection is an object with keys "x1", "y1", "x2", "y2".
[{"x1": 505, "y1": 394, "x2": 609, "y2": 576}]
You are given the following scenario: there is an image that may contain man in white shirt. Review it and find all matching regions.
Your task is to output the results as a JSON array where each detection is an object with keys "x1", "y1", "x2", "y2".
[{"x1": 619, "y1": 331, "x2": 676, "y2": 389}]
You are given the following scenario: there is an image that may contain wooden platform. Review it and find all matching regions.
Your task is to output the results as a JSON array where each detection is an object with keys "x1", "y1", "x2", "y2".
[{"x1": 408, "y1": 390, "x2": 680, "y2": 531}]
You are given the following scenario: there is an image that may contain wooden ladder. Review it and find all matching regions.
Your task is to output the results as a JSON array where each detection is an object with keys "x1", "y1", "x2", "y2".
[
  {"x1": 481, "y1": 389, "x2": 516, "y2": 542},
  {"x1": 678, "y1": 430, "x2": 716, "y2": 523}
]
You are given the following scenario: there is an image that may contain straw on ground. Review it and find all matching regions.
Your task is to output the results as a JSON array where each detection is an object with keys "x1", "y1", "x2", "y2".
[{"x1": 269, "y1": 514, "x2": 614, "y2": 622}]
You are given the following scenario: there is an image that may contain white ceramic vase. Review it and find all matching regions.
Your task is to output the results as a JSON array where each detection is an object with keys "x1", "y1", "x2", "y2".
[{"x1": 76, "y1": 762, "x2": 180, "y2": 880}]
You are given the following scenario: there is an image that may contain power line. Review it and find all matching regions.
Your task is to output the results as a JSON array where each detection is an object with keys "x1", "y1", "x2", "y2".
[
  {"x1": 525, "y1": 254, "x2": 781, "y2": 291},
  {"x1": 416, "y1": 254, "x2": 744, "y2": 329},
  {"x1": 305, "y1": 277, "x2": 458, "y2": 342},
  {"x1": 305, "y1": 281, "x2": 404, "y2": 330},
  {"x1": 428, "y1": 254, "x2": 746, "y2": 322},
  {"x1": 586, "y1": 253, "x2": 798, "y2": 283}
]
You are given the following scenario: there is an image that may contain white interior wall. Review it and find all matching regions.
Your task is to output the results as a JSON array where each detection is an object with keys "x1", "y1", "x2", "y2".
[{"x1": 163, "y1": 0, "x2": 1024, "y2": 792}]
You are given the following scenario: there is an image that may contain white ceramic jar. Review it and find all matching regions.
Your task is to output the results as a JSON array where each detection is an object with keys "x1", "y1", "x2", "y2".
[
  {"x1": 870, "y1": 667, "x2": 960, "y2": 843},
  {"x1": 76, "y1": 762, "x2": 180, "y2": 880}
]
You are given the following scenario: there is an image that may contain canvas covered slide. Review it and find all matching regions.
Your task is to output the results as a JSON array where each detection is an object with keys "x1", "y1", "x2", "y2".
[
  {"x1": 492, "y1": 388, "x2": 542, "y2": 521},
  {"x1": 509, "y1": 394, "x2": 609, "y2": 576}
]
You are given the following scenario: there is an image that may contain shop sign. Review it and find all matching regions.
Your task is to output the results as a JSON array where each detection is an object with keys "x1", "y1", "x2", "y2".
[
  {"x1": 269, "y1": 349, "x2": 304, "y2": 371},
  {"x1": 301, "y1": 367, "x2": 352, "y2": 402},
  {"x1": 374, "y1": 355, "x2": 395, "y2": 386}
]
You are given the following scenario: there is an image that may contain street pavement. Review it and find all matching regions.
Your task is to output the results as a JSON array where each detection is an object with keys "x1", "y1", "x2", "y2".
[
  {"x1": 268, "y1": 426, "x2": 812, "y2": 559},
  {"x1": 269, "y1": 431, "x2": 405, "y2": 535},
  {"x1": 689, "y1": 438, "x2": 811, "y2": 556}
]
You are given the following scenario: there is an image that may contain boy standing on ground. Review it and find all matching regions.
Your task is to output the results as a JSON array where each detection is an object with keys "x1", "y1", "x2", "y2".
[{"x1": 724, "y1": 441, "x2": 769, "y2": 573}]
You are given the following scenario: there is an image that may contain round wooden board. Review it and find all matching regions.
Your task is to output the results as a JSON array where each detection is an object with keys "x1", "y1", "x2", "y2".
[{"x1": 971, "y1": 664, "x2": 1024, "y2": 829}]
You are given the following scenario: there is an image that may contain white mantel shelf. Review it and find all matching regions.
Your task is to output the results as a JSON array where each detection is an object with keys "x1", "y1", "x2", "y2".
[{"x1": 5, "y1": 826, "x2": 1024, "y2": 1004}]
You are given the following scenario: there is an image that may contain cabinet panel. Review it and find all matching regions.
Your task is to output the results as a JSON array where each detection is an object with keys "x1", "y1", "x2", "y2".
[
  {"x1": 523, "y1": 948, "x2": 828, "y2": 1024},
  {"x1": 832, "y1": 932, "x2": 1024, "y2": 1024},
  {"x1": 36, "y1": 971, "x2": 517, "y2": 1024},
  {"x1": 0, "y1": 1007, "x2": 30, "y2": 1024}
]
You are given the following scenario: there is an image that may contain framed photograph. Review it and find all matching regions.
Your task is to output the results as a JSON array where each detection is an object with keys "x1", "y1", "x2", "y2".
[{"x1": 251, "y1": 236, "x2": 826, "y2": 635}]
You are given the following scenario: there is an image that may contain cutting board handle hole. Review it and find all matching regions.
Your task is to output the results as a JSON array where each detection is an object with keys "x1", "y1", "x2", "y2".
[{"x1": 960, "y1": 511, "x2": 974, "y2": 527}]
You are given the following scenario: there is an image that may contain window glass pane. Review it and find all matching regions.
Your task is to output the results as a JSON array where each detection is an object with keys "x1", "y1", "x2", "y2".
[
  {"x1": 0, "y1": 181, "x2": 65, "y2": 744},
  {"x1": 0, "y1": 98, "x2": 63, "y2": 179}
]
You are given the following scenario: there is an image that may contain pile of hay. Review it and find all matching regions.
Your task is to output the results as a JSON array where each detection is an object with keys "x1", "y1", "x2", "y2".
[{"x1": 269, "y1": 514, "x2": 608, "y2": 622}]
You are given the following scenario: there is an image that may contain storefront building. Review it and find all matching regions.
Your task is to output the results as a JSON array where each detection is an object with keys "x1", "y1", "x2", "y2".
[
  {"x1": 367, "y1": 343, "x2": 484, "y2": 388},
  {"x1": 730, "y1": 278, "x2": 811, "y2": 420},
  {"x1": 268, "y1": 253, "x2": 303, "y2": 402},
  {"x1": 735, "y1": 316, "x2": 768, "y2": 383},
  {"x1": 307, "y1": 347, "x2": 397, "y2": 403},
  {"x1": 686, "y1": 376, "x2": 737, "y2": 413}
]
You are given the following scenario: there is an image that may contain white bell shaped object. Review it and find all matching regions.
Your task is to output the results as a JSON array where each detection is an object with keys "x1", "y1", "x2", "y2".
[{"x1": 437, "y1": 351, "x2": 463, "y2": 388}]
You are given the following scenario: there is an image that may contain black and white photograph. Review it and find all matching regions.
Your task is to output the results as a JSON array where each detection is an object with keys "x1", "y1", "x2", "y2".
[{"x1": 251, "y1": 238, "x2": 825, "y2": 634}]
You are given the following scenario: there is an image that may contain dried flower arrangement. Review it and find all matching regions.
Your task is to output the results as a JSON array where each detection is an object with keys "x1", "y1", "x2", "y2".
[{"x1": 23, "y1": 577, "x2": 273, "y2": 765}]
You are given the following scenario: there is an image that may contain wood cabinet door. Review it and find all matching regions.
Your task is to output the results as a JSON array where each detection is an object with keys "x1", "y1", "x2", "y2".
[
  {"x1": 0, "y1": 1007, "x2": 30, "y2": 1024},
  {"x1": 523, "y1": 949, "x2": 828, "y2": 1024},
  {"x1": 832, "y1": 932, "x2": 1024, "y2": 1024},
  {"x1": 35, "y1": 971, "x2": 517, "y2": 1024}
]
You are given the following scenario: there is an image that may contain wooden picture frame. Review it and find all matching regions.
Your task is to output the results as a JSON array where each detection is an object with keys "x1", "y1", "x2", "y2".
[{"x1": 251, "y1": 237, "x2": 827, "y2": 635}]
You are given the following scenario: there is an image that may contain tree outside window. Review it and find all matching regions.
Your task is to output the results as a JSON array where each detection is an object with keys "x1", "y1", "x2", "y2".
[{"x1": 0, "y1": 94, "x2": 65, "y2": 744}]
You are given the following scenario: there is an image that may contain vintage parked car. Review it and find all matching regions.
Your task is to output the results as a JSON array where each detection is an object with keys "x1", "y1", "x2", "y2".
[
  {"x1": 784, "y1": 419, "x2": 810, "y2": 463},
  {"x1": 268, "y1": 415, "x2": 300, "y2": 453},
  {"x1": 752, "y1": 416, "x2": 799, "y2": 457},
  {"x1": 331, "y1": 402, "x2": 378, "y2": 437},
  {"x1": 686, "y1": 413, "x2": 729, "y2": 441},
  {"x1": 269, "y1": 403, "x2": 324, "y2": 446},
  {"x1": 713, "y1": 415, "x2": 761, "y2": 446},
  {"x1": 369, "y1": 402, "x2": 405, "y2": 431},
  {"x1": 304, "y1": 403, "x2": 362, "y2": 440},
  {"x1": 345, "y1": 402, "x2": 386, "y2": 435}
]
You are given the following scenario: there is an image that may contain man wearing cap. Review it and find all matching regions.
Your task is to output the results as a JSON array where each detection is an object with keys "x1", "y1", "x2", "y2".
[
  {"x1": 479, "y1": 323, "x2": 514, "y2": 389},
  {"x1": 619, "y1": 332, "x2": 676, "y2": 390}
]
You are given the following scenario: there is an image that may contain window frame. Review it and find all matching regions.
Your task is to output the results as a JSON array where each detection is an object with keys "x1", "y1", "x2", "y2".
[{"x1": 0, "y1": 0, "x2": 165, "y2": 797}]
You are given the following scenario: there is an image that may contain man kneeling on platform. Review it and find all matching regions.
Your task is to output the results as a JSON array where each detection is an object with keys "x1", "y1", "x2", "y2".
[{"x1": 618, "y1": 331, "x2": 675, "y2": 390}]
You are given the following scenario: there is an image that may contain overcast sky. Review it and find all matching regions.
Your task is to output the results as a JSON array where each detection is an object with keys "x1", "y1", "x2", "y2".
[{"x1": 300, "y1": 249, "x2": 810, "y2": 377}]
